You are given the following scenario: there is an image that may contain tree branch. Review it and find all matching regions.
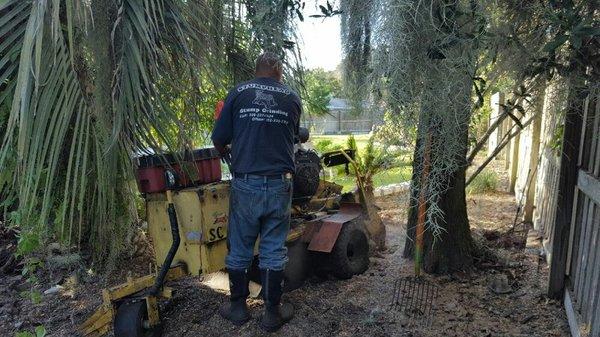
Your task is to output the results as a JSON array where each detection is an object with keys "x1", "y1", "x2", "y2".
[
  {"x1": 467, "y1": 106, "x2": 510, "y2": 164},
  {"x1": 467, "y1": 76, "x2": 542, "y2": 164},
  {"x1": 466, "y1": 112, "x2": 538, "y2": 186}
]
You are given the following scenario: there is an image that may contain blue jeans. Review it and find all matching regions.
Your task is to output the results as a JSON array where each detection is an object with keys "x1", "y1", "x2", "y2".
[{"x1": 225, "y1": 176, "x2": 292, "y2": 271}]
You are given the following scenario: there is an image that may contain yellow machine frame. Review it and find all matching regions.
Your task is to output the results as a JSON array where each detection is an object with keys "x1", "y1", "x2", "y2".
[
  {"x1": 146, "y1": 182, "x2": 231, "y2": 276},
  {"x1": 81, "y1": 181, "x2": 309, "y2": 336}
]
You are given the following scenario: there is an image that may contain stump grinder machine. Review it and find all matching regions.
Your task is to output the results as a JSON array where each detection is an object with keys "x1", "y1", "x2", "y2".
[{"x1": 80, "y1": 129, "x2": 371, "y2": 337}]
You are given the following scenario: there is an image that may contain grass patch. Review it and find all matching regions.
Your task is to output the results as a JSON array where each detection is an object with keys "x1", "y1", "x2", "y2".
[
  {"x1": 312, "y1": 134, "x2": 371, "y2": 153},
  {"x1": 324, "y1": 165, "x2": 413, "y2": 191},
  {"x1": 467, "y1": 170, "x2": 499, "y2": 194},
  {"x1": 312, "y1": 134, "x2": 413, "y2": 192},
  {"x1": 313, "y1": 138, "x2": 343, "y2": 153}
]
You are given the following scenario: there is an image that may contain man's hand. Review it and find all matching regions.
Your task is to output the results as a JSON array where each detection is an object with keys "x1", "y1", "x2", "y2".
[
  {"x1": 213, "y1": 142, "x2": 232, "y2": 169},
  {"x1": 213, "y1": 142, "x2": 229, "y2": 157}
]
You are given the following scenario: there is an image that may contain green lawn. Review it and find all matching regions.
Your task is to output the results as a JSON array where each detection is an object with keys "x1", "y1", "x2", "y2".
[
  {"x1": 311, "y1": 134, "x2": 372, "y2": 152},
  {"x1": 311, "y1": 134, "x2": 413, "y2": 191},
  {"x1": 323, "y1": 165, "x2": 413, "y2": 191}
]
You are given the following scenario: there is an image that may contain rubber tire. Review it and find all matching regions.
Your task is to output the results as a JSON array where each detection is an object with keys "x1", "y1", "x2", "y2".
[
  {"x1": 114, "y1": 299, "x2": 160, "y2": 337},
  {"x1": 283, "y1": 240, "x2": 310, "y2": 292},
  {"x1": 328, "y1": 220, "x2": 370, "y2": 279}
]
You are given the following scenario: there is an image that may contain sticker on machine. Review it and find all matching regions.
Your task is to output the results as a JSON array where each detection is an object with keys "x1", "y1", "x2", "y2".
[
  {"x1": 186, "y1": 230, "x2": 202, "y2": 244},
  {"x1": 208, "y1": 212, "x2": 228, "y2": 242}
]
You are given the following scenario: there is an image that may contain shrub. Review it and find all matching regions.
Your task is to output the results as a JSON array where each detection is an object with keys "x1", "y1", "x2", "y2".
[
  {"x1": 314, "y1": 139, "x2": 342, "y2": 153},
  {"x1": 467, "y1": 170, "x2": 499, "y2": 194},
  {"x1": 347, "y1": 134, "x2": 358, "y2": 151}
]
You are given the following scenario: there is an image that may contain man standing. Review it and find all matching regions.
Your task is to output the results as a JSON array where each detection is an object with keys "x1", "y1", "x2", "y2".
[{"x1": 211, "y1": 52, "x2": 301, "y2": 332}]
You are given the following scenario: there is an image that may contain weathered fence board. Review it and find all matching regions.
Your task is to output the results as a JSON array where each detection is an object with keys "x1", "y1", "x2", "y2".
[
  {"x1": 553, "y1": 86, "x2": 600, "y2": 337},
  {"x1": 579, "y1": 171, "x2": 600, "y2": 205},
  {"x1": 569, "y1": 196, "x2": 600, "y2": 336},
  {"x1": 584, "y1": 213, "x2": 600, "y2": 323},
  {"x1": 535, "y1": 148, "x2": 561, "y2": 256},
  {"x1": 532, "y1": 80, "x2": 565, "y2": 258},
  {"x1": 573, "y1": 197, "x2": 596, "y2": 312}
]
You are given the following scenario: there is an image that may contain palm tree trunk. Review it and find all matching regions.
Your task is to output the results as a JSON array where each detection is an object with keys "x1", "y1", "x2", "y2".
[
  {"x1": 88, "y1": 0, "x2": 116, "y2": 120},
  {"x1": 355, "y1": 174, "x2": 386, "y2": 251},
  {"x1": 86, "y1": 0, "x2": 127, "y2": 260}
]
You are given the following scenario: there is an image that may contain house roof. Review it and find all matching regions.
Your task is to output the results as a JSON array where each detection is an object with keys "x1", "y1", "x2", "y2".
[
  {"x1": 327, "y1": 97, "x2": 373, "y2": 111},
  {"x1": 327, "y1": 97, "x2": 352, "y2": 111}
]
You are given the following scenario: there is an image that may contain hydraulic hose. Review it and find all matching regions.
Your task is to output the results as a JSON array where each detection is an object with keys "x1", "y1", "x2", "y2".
[{"x1": 149, "y1": 191, "x2": 181, "y2": 296}]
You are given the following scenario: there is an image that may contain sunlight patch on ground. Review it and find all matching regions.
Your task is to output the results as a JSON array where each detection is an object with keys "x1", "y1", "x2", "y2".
[{"x1": 200, "y1": 271, "x2": 262, "y2": 298}]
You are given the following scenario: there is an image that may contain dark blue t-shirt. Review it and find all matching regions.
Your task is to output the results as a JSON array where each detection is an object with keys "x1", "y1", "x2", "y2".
[{"x1": 211, "y1": 77, "x2": 302, "y2": 175}]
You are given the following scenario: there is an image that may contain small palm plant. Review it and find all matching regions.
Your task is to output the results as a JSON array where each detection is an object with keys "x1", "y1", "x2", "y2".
[{"x1": 342, "y1": 135, "x2": 393, "y2": 250}]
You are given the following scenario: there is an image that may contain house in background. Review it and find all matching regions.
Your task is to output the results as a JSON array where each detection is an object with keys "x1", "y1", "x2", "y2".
[{"x1": 301, "y1": 97, "x2": 384, "y2": 134}]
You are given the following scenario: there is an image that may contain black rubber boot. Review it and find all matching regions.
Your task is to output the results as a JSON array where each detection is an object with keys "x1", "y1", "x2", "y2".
[
  {"x1": 219, "y1": 269, "x2": 251, "y2": 326},
  {"x1": 259, "y1": 269, "x2": 294, "y2": 332}
]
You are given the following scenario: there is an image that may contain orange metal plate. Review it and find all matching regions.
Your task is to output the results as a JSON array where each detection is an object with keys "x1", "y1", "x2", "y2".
[{"x1": 307, "y1": 203, "x2": 362, "y2": 253}]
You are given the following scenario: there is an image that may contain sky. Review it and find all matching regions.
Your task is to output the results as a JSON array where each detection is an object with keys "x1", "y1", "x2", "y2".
[{"x1": 296, "y1": 14, "x2": 343, "y2": 71}]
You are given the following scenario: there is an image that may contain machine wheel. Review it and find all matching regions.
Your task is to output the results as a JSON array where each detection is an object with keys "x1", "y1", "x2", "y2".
[
  {"x1": 114, "y1": 299, "x2": 161, "y2": 337},
  {"x1": 283, "y1": 240, "x2": 310, "y2": 292},
  {"x1": 328, "y1": 220, "x2": 369, "y2": 279}
]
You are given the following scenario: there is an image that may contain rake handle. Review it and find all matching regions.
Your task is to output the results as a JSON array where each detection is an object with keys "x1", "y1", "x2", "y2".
[{"x1": 415, "y1": 133, "x2": 431, "y2": 276}]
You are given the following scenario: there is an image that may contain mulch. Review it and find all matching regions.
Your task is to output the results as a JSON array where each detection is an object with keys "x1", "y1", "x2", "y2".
[{"x1": 0, "y1": 181, "x2": 570, "y2": 336}]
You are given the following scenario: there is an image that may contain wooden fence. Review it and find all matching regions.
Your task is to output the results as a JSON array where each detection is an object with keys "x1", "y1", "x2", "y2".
[
  {"x1": 534, "y1": 148, "x2": 561, "y2": 257},
  {"x1": 561, "y1": 88, "x2": 600, "y2": 337},
  {"x1": 492, "y1": 81, "x2": 599, "y2": 336},
  {"x1": 533, "y1": 79, "x2": 568, "y2": 260}
]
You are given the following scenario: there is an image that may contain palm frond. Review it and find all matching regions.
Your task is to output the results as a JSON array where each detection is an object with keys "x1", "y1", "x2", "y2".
[
  {"x1": 0, "y1": 0, "x2": 91, "y2": 245},
  {"x1": 0, "y1": 0, "x2": 303, "y2": 266},
  {"x1": 0, "y1": 0, "x2": 211, "y2": 264}
]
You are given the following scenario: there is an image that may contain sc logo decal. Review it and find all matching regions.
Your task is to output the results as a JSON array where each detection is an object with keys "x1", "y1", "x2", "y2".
[{"x1": 209, "y1": 226, "x2": 225, "y2": 241}]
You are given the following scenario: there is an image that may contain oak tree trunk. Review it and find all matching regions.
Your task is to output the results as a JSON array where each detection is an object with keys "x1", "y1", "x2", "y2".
[
  {"x1": 403, "y1": 132, "x2": 474, "y2": 274},
  {"x1": 400, "y1": 0, "x2": 480, "y2": 274}
]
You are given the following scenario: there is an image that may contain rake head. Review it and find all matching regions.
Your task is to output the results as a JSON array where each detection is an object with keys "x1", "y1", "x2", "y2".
[{"x1": 391, "y1": 276, "x2": 439, "y2": 325}]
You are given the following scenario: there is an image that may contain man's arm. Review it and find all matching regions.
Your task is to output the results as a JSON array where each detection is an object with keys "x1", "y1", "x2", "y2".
[{"x1": 211, "y1": 91, "x2": 235, "y2": 158}]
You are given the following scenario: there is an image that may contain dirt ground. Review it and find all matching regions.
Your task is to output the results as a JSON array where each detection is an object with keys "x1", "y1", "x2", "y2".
[{"x1": 0, "y1": 168, "x2": 570, "y2": 337}]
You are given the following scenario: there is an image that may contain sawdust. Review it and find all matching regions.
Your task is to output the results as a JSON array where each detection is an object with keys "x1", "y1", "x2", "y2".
[{"x1": 0, "y1": 166, "x2": 570, "y2": 336}]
